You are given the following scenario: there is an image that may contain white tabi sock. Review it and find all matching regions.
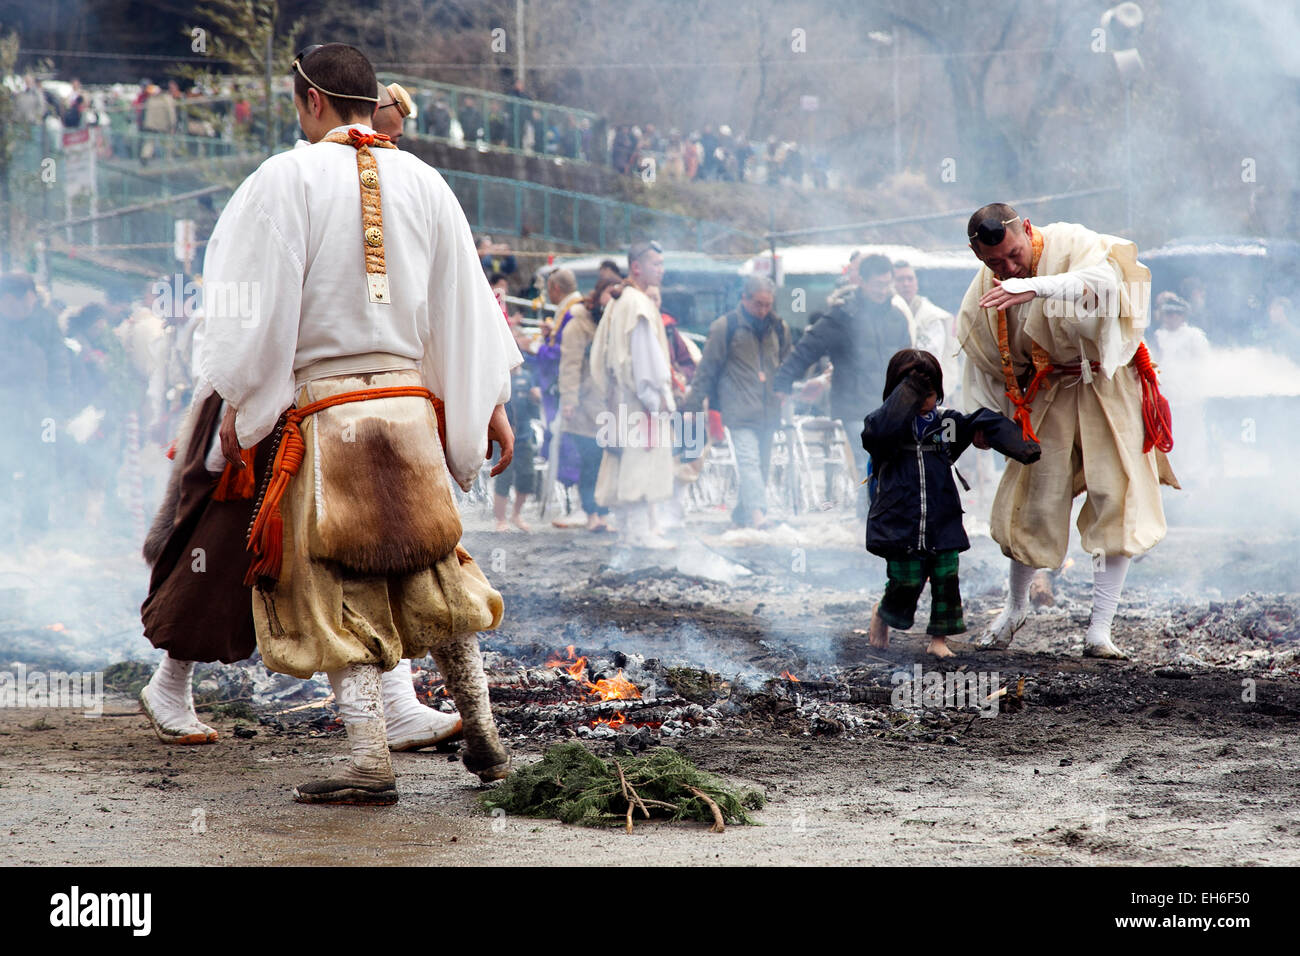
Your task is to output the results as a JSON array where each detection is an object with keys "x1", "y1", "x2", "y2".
[
  {"x1": 326, "y1": 664, "x2": 391, "y2": 778},
  {"x1": 379, "y1": 659, "x2": 460, "y2": 749},
  {"x1": 141, "y1": 654, "x2": 216, "y2": 740},
  {"x1": 328, "y1": 664, "x2": 384, "y2": 723},
  {"x1": 1086, "y1": 555, "x2": 1131, "y2": 649},
  {"x1": 977, "y1": 559, "x2": 1035, "y2": 646}
]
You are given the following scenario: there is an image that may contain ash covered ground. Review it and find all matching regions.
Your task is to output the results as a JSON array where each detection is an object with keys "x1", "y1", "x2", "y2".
[{"x1": 2, "y1": 499, "x2": 1299, "y2": 865}]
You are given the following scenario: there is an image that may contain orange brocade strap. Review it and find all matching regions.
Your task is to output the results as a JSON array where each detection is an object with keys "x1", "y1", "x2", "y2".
[
  {"x1": 343, "y1": 127, "x2": 393, "y2": 149},
  {"x1": 995, "y1": 228, "x2": 1049, "y2": 443},
  {"x1": 243, "y1": 385, "x2": 445, "y2": 587}
]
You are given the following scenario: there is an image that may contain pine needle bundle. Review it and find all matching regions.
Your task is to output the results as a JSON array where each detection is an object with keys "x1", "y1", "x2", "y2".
[{"x1": 482, "y1": 743, "x2": 765, "y2": 831}]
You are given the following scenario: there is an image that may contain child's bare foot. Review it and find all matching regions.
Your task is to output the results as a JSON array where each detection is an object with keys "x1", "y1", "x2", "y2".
[
  {"x1": 511, "y1": 515, "x2": 533, "y2": 532},
  {"x1": 494, "y1": 520, "x2": 510, "y2": 532},
  {"x1": 926, "y1": 637, "x2": 955, "y2": 658},
  {"x1": 868, "y1": 606, "x2": 890, "y2": 649}
]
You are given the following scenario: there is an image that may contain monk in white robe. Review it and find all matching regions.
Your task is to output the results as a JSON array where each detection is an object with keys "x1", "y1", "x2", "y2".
[
  {"x1": 588, "y1": 241, "x2": 677, "y2": 549},
  {"x1": 138, "y1": 77, "x2": 464, "y2": 756},
  {"x1": 198, "y1": 44, "x2": 521, "y2": 803},
  {"x1": 957, "y1": 204, "x2": 1176, "y2": 658},
  {"x1": 893, "y1": 260, "x2": 961, "y2": 396}
]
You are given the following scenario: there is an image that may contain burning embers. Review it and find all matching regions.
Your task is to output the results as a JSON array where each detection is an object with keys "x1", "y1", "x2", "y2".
[
  {"x1": 484, "y1": 646, "x2": 702, "y2": 739},
  {"x1": 547, "y1": 645, "x2": 643, "y2": 703}
]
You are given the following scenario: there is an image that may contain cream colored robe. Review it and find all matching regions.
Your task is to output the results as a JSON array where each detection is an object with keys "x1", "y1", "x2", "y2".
[
  {"x1": 907, "y1": 294, "x2": 961, "y2": 396},
  {"x1": 588, "y1": 285, "x2": 675, "y2": 505},
  {"x1": 958, "y1": 221, "x2": 1175, "y2": 568}
]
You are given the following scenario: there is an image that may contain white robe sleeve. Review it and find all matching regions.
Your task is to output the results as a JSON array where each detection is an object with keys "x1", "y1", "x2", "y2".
[
  {"x1": 961, "y1": 349, "x2": 1013, "y2": 417},
  {"x1": 196, "y1": 163, "x2": 307, "y2": 448},
  {"x1": 420, "y1": 172, "x2": 523, "y2": 490},
  {"x1": 631, "y1": 316, "x2": 671, "y2": 413},
  {"x1": 1002, "y1": 262, "x2": 1118, "y2": 343},
  {"x1": 1006, "y1": 258, "x2": 1140, "y2": 377}
]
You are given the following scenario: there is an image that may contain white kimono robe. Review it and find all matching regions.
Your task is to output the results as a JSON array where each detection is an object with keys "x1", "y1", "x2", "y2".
[
  {"x1": 198, "y1": 123, "x2": 521, "y2": 491},
  {"x1": 906, "y1": 294, "x2": 960, "y2": 397},
  {"x1": 588, "y1": 284, "x2": 675, "y2": 505}
]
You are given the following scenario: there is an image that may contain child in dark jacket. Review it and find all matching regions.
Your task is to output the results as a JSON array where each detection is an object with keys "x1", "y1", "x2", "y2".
[{"x1": 862, "y1": 349, "x2": 1041, "y2": 657}]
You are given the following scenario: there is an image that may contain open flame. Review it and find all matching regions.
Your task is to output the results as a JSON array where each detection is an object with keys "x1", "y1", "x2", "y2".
[
  {"x1": 546, "y1": 644, "x2": 589, "y2": 679},
  {"x1": 547, "y1": 646, "x2": 642, "y2": 701},
  {"x1": 594, "y1": 711, "x2": 627, "y2": 730},
  {"x1": 586, "y1": 670, "x2": 642, "y2": 701},
  {"x1": 780, "y1": 670, "x2": 801, "y2": 682}
]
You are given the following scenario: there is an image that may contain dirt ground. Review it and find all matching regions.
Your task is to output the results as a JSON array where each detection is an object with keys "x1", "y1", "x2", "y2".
[{"x1": 3, "y1": 508, "x2": 1299, "y2": 866}]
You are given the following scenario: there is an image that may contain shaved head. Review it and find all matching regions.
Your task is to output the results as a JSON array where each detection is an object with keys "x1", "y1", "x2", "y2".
[
  {"x1": 372, "y1": 82, "x2": 403, "y2": 141},
  {"x1": 967, "y1": 203, "x2": 1022, "y2": 246},
  {"x1": 967, "y1": 202, "x2": 1034, "y2": 280}
]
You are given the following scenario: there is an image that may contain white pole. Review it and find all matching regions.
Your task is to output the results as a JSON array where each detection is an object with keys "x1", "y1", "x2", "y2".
[
  {"x1": 892, "y1": 38, "x2": 901, "y2": 177},
  {"x1": 516, "y1": 0, "x2": 526, "y2": 85}
]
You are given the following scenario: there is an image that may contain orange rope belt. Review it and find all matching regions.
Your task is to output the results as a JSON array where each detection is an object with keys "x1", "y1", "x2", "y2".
[
  {"x1": 243, "y1": 385, "x2": 444, "y2": 587},
  {"x1": 993, "y1": 230, "x2": 1172, "y2": 453}
]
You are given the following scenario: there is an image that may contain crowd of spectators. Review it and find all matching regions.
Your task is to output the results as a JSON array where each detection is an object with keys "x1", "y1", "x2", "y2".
[{"x1": 0, "y1": 271, "x2": 200, "y2": 546}]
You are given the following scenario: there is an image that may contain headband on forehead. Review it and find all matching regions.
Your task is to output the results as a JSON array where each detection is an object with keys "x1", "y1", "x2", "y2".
[
  {"x1": 292, "y1": 49, "x2": 379, "y2": 104},
  {"x1": 968, "y1": 215, "x2": 1021, "y2": 246},
  {"x1": 628, "y1": 239, "x2": 662, "y2": 263}
]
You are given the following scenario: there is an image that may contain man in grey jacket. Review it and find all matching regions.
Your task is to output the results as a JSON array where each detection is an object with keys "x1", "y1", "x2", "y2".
[{"x1": 684, "y1": 275, "x2": 791, "y2": 528}]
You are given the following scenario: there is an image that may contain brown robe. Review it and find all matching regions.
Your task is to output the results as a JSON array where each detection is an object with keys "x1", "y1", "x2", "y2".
[{"x1": 140, "y1": 391, "x2": 270, "y2": 663}]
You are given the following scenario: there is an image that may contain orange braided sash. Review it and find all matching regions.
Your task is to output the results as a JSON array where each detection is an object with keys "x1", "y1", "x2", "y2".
[
  {"x1": 244, "y1": 385, "x2": 445, "y2": 586},
  {"x1": 1133, "y1": 342, "x2": 1173, "y2": 453}
]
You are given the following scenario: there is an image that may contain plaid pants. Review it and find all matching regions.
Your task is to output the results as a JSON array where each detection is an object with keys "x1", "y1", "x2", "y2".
[{"x1": 879, "y1": 550, "x2": 966, "y2": 636}]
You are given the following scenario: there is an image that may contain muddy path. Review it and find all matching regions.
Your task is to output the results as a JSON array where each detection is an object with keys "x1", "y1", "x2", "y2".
[{"x1": 3, "y1": 512, "x2": 1299, "y2": 865}]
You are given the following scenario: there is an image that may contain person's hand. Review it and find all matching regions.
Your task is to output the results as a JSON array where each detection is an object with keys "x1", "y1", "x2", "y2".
[
  {"x1": 219, "y1": 404, "x2": 244, "y2": 468},
  {"x1": 905, "y1": 369, "x2": 931, "y2": 392},
  {"x1": 487, "y1": 403, "x2": 514, "y2": 477},
  {"x1": 529, "y1": 386, "x2": 542, "y2": 403},
  {"x1": 978, "y1": 279, "x2": 1037, "y2": 311},
  {"x1": 972, "y1": 429, "x2": 990, "y2": 450}
]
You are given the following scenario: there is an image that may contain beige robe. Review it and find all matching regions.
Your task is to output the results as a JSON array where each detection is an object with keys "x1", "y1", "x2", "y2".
[
  {"x1": 556, "y1": 297, "x2": 604, "y2": 439},
  {"x1": 252, "y1": 369, "x2": 504, "y2": 679},
  {"x1": 588, "y1": 285, "x2": 675, "y2": 505},
  {"x1": 198, "y1": 122, "x2": 519, "y2": 680},
  {"x1": 957, "y1": 221, "x2": 1176, "y2": 568}
]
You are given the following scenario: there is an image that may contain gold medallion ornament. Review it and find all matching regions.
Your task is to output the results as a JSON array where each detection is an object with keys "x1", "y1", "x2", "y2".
[{"x1": 322, "y1": 127, "x2": 397, "y2": 305}]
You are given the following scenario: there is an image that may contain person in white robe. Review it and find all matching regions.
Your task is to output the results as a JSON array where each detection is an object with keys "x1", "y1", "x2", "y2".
[
  {"x1": 892, "y1": 259, "x2": 960, "y2": 396},
  {"x1": 957, "y1": 204, "x2": 1176, "y2": 659},
  {"x1": 196, "y1": 44, "x2": 521, "y2": 804},
  {"x1": 138, "y1": 74, "x2": 487, "y2": 758},
  {"x1": 588, "y1": 241, "x2": 677, "y2": 549},
  {"x1": 1151, "y1": 291, "x2": 1212, "y2": 484}
]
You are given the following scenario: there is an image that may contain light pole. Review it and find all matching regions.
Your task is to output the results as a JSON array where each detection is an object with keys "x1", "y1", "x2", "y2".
[
  {"x1": 516, "y1": 0, "x2": 526, "y2": 86},
  {"x1": 1102, "y1": 3, "x2": 1144, "y2": 233},
  {"x1": 868, "y1": 31, "x2": 901, "y2": 178}
]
